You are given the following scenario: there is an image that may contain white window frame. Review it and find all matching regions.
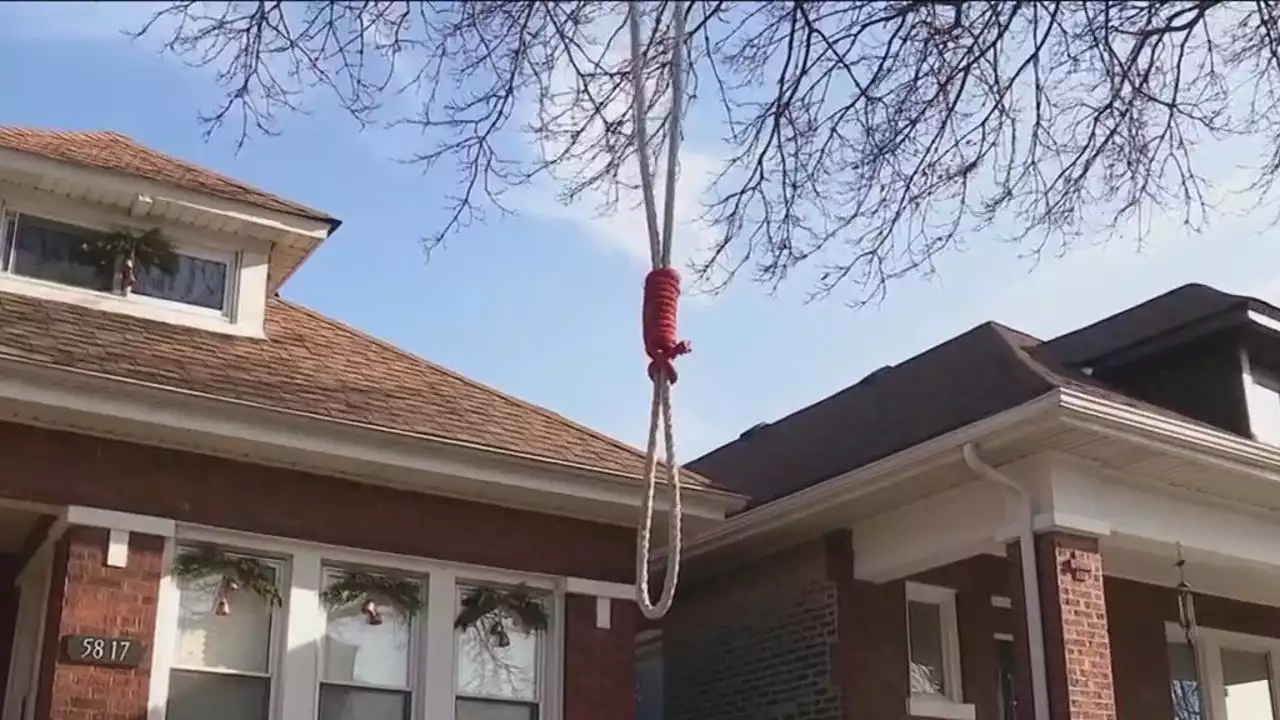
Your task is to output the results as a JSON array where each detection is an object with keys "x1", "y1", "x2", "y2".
[
  {"x1": 316, "y1": 565, "x2": 423, "y2": 720},
  {"x1": 127, "y1": 241, "x2": 240, "y2": 319},
  {"x1": 1166, "y1": 623, "x2": 1280, "y2": 720},
  {"x1": 149, "y1": 524, "x2": 566, "y2": 720},
  {"x1": 454, "y1": 579, "x2": 550, "y2": 718},
  {"x1": 0, "y1": 207, "x2": 239, "y2": 318},
  {"x1": 905, "y1": 582, "x2": 974, "y2": 720},
  {"x1": 0, "y1": 187, "x2": 268, "y2": 337},
  {"x1": 166, "y1": 545, "x2": 288, "y2": 720}
]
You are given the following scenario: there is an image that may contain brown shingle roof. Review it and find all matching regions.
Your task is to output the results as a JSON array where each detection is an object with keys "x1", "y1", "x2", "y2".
[
  {"x1": 0, "y1": 127, "x2": 336, "y2": 225},
  {"x1": 0, "y1": 291, "x2": 710, "y2": 486}
]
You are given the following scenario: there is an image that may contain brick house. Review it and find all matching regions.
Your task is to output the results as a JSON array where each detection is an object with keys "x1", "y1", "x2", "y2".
[
  {"x1": 648, "y1": 283, "x2": 1280, "y2": 720},
  {"x1": 0, "y1": 127, "x2": 746, "y2": 720}
]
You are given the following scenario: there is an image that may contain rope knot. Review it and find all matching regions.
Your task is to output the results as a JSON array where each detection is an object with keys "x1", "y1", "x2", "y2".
[{"x1": 643, "y1": 267, "x2": 691, "y2": 383}]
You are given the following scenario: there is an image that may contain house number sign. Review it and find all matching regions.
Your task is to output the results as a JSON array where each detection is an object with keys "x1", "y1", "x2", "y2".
[{"x1": 62, "y1": 635, "x2": 145, "y2": 668}]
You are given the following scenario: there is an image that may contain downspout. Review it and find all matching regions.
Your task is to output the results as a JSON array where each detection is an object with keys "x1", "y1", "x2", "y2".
[{"x1": 962, "y1": 443, "x2": 1051, "y2": 720}]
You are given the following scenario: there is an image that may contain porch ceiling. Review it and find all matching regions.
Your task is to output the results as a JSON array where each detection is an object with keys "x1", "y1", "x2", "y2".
[{"x1": 1051, "y1": 425, "x2": 1280, "y2": 515}]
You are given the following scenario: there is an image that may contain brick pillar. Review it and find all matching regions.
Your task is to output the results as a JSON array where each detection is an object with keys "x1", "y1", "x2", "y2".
[
  {"x1": 564, "y1": 594, "x2": 637, "y2": 720},
  {"x1": 1011, "y1": 533, "x2": 1116, "y2": 720},
  {"x1": 34, "y1": 527, "x2": 164, "y2": 720}
]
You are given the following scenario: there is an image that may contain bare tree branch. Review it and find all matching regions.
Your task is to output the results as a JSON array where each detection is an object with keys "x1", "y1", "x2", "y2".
[{"x1": 129, "y1": 1, "x2": 1275, "y2": 305}]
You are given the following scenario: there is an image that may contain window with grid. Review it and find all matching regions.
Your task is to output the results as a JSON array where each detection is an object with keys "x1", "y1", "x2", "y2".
[
  {"x1": 0, "y1": 210, "x2": 235, "y2": 311},
  {"x1": 455, "y1": 585, "x2": 545, "y2": 720},
  {"x1": 318, "y1": 569, "x2": 420, "y2": 720},
  {"x1": 167, "y1": 551, "x2": 280, "y2": 720}
]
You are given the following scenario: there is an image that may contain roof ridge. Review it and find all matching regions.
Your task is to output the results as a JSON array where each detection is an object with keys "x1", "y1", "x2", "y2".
[{"x1": 272, "y1": 296, "x2": 672, "y2": 475}]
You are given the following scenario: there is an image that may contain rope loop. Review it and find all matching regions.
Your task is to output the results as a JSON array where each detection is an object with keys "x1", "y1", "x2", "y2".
[{"x1": 629, "y1": 0, "x2": 689, "y2": 621}]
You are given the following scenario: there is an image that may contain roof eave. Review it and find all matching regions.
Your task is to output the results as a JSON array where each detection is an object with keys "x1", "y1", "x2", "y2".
[
  {"x1": 0, "y1": 352, "x2": 744, "y2": 529},
  {"x1": 684, "y1": 386, "x2": 1280, "y2": 570}
]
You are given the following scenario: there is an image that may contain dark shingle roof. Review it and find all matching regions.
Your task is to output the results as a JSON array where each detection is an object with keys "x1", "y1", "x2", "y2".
[{"x1": 691, "y1": 284, "x2": 1266, "y2": 507}]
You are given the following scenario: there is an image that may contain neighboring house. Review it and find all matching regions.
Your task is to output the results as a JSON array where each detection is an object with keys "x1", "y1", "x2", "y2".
[
  {"x1": 0, "y1": 127, "x2": 745, "y2": 720},
  {"x1": 648, "y1": 283, "x2": 1280, "y2": 720}
]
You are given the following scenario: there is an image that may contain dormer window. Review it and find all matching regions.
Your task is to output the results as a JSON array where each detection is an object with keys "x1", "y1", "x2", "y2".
[
  {"x1": 8, "y1": 214, "x2": 115, "y2": 292},
  {"x1": 1, "y1": 209, "x2": 237, "y2": 317}
]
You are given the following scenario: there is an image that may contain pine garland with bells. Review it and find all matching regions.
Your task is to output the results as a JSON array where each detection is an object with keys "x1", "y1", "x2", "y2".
[
  {"x1": 320, "y1": 572, "x2": 423, "y2": 626},
  {"x1": 454, "y1": 584, "x2": 549, "y2": 649},
  {"x1": 172, "y1": 545, "x2": 282, "y2": 617},
  {"x1": 77, "y1": 227, "x2": 178, "y2": 291}
]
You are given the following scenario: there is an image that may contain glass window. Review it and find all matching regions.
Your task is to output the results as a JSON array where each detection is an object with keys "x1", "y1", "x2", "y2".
[
  {"x1": 909, "y1": 600, "x2": 948, "y2": 696},
  {"x1": 906, "y1": 583, "x2": 962, "y2": 704},
  {"x1": 1221, "y1": 648, "x2": 1275, "y2": 720},
  {"x1": 1169, "y1": 641, "x2": 1205, "y2": 720},
  {"x1": 5, "y1": 213, "x2": 113, "y2": 291},
  {"x1": 319, "y1": 570, "x2": 418, "y2": 720},
  {"x1": 636, "y1": 636, "x2": 663, "y2": 720},
  {"x1": 997, "y1": 637, "x2": 1017, "y2": 720},
  {"x1": 456, "y1": 585, "x2": 544, "y2": 720},
  {"x1": 167, "y1": 553, "x2": 277, "y2": 720},
  {"x1": 134, "y1": 251, "x2": 230, "y2": 310}
]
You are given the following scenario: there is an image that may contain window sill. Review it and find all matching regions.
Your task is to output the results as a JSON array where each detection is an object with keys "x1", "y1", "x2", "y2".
[
  {"x1": 908, "y1": 696, "x2": 976, "y2": 720},
  {"x1": 0, "y1": 273, "x2": 263, "y2": 338}
]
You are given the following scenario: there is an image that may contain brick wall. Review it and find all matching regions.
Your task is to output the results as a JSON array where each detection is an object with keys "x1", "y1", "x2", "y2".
[
  {"x1": 1036, "y1": 534, "x2": 1115, "y2": 720},
  {"x1": 564, "y1": 596, "x2": 637, "y2": 720},
  {"x1": 0, "y1": 420, "x2": 634, "y2": 582},
  {"x1": 913, "y1": 556, "x2": 1011, "y2": 720},
  {"x1": 661, "y1": 541, "x2": 1012, "y2": 720},
  {"x1": 0, "y1": 421, "x2": 639, "y2": 720},
  {"x1": 35, "y1": 527, "x2": 164, "y2": 720},
  {"x1": 1107, "y1": 576, "x2": 1280, "y2": 720},
  {"x1": 663, "y1": 536, "x2": 844, "y2": 720}
]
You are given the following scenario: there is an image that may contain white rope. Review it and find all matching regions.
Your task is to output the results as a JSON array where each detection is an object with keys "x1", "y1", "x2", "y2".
[{"x1": 629, "y1": 0, "x2": 687, "y2": 621}]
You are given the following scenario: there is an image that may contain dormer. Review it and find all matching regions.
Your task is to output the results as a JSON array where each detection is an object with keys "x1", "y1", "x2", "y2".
[
  {"x1": 1042, "y1": 283, "x2": 1280, "y2": 441},
  {"x1": 0, "y1": 128, "x2": 337, "y2": 337}
]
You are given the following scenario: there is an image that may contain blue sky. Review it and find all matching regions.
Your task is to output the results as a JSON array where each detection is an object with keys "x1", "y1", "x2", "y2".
[{"x1": 3, "y1": 2, "x2": 1279, "y2": 459}]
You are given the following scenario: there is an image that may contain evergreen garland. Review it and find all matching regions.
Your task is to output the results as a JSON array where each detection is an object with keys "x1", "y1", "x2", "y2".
[
  {"x1": 320, "y1": 572, "x2": 423, "y2": 618},
  {"x1": 454, "y1": 584, "x2": 549, "y2": 635},
  {"x1": 77, "y1": 227, "x2": 179, "y2": 278},
  {"x1": 172, "y1": 545, "x2": 282, "y2": 606}
]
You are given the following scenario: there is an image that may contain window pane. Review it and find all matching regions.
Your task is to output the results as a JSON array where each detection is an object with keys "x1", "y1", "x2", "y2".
[
  {"x1": 319, "y1": 684, "x2": 409, "y2": 720},
  {"x1": 997, "y1": 639, "x2": 1017, "y2": 720},
  {"x1": 456, "y1": 590, "x2": 541, "y2": 701},
  {"x1": 908, "y1": 600, "x2": 947, "y2": 696},
  {"x1": 1222, "y1": 648, "x2": 1276, "y2": 720},
  {"x1": 1169, "y1": 642, "x2": 1204, "y2": 720},
  {"x1": 456, "y1": 698, "x2": 537, "y2": 720},
  {"x1": 323, "y1": 599, "x2": 413, "y2": 687},
  {"x1": 167, "y1": 669, "x2": 269, "y2": 720},
  {"x1": 135, "y1": 253, "x2": 228, "y2": 310},
  {"x1": 9, "y1": 215, "x2": 113, "y2": 291},
  {"x1": 636, "y1": 645, "x2": 663, "y2": 720},
  {"x1": 174, "y1": 572, "x2": 272, "y2": 673}
]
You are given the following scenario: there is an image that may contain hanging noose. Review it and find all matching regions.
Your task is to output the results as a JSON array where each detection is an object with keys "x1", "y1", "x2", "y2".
[{"x1": 630, "y1": 0, "x2": 690, "y2": 621}]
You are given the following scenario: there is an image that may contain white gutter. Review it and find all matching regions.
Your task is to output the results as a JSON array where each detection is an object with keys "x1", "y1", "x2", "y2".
[
  {"x1": 963, "y1": 443, "x2": 1050, "y2": 720},
  {"x1": 685, "y1": 392, "x2": 1062, "y2": 558}
]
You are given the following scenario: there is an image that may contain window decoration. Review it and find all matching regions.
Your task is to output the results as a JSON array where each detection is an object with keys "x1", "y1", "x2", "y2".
[
  {"x1": 454, "y1": 584, "x2": 549, "y2": 649},
  {"x1": 77, "y1": 227, "x2": 178, "y2": 291},
  {"x1": 173, "y1": 545, "x2": 283, "y2": 616},
  {"x1": 319, "y1": 571, "x2": 423, "y2": 626}
]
